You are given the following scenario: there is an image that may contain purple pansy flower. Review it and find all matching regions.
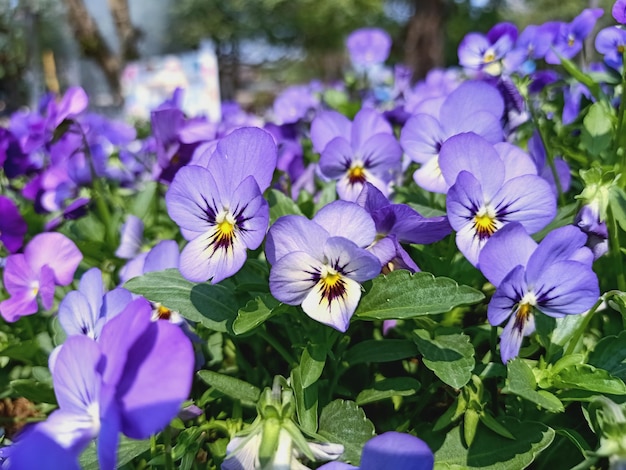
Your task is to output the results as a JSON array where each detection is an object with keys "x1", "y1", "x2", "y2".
[
  {"x1": 115, "y1": 215, "x2": 145, "y2": 259},
  {"x1": 545, "y1": 9, "x2": 604, "y2": 64},
  {"x1": 0, "y1": 196, "x2": 27, "y2": 253},
  {"x1": 439, "y1": 133, "x2": 556, "y2": 267},
  {"x1": 58, "y1": 267, "x2": 133, "y2": 340},
  {"x1": 479, "y1": 223, "x2": 599, "y2": 362},
  {"x1": 400, "y1": 80, "x2": 504, "y2": 193},
  {"x1": 166, "y1": 127, "x2": 277, "y2": 283},
  {"x1": 595, "y1": 26, "x2": 626, "y2": 69},
  {"x1": 458, "y1": 22, "x2": 523, "y2": 77},
  {"x1": 266, "y1": 201, "x2": 381, "y2": 332},
  {"x1": 575, "y1": 204, "x2": 609, "y2": 260},
  {"x1": 527, "y1": 131, "x2": 571, "y2": 195},
  {"x1": 356, "y1": 183, "x2": 451, "y2": 272},
  {"x1": 346, "y1": 28, "x2": 392, "y2": 68},
  {"x1": 272, "y1": 84, "x2": 319, "y2": 124},
  {"x1": 13, "y1": 298, "x2": 194, "y2": 469},
  {"x1": 0, "y1": 233, "x2": 82, "y2": 322},
  {"x1": 318, "y1": 432, "x2": 434, "y2": 470},
  {"x1": 614, "y1": 0, "x2": 626, "y2": 23},
  {"x1": 310, "y1": 108, "x2": 402, "y2": 201}
]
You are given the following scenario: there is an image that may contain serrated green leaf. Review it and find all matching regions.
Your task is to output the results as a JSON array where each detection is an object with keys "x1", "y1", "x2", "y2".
[
  {"x1": 551, "y1": 364, "x2": 626, "y2": 395},
  {"x1": 588, "y1": 330, "x2": 626, "y2": 380},
  {"x1": 233, "y1": 294, "x2": 284, "y2": 335},
  {"x1": 125, "y1": 269, "x2": 237, "y2": 332},
  {"x1": 291, "y1": 366, "x2": 318, "y2": 434},
  {"x1": 267, "y1": 188, "x2": 304, "y2": 224},
  {"x1": 318, "y1": 400, "x2": 375, "y2": 464},
  {"x1": 300, "y1": 344, "x2": 327, "y2": 388},
  {"x1": 79, "y1": 435, "x2": 151, "y2": 469},
  {"x1": 355, "y1": 271, "x2": 484, "y2": 320},
  {"x1": 501, "y1": 359, "x2": 564, "y2": 413},
  {"x1": 344, "y1": 339, "x2": 418, "y2": 365},
  {"x1": 434, "y1": 418, "x2": 555, "y2": 469},
  {"x1": 197, "y1": 370, "x2": 261, "y2": 405},
  {"x1": 413, "y1": 330, "x2": 475, "y2": 389},
  {"x1": 355, "y1": 377, "x2": 421, "y2": 405}
]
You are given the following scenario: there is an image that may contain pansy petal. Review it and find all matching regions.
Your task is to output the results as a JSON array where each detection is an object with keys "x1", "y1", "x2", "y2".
[
  {"x1": 0, "y1": 290, "x2": 39, "y2": 322},
  {"x1": 440, "y1": 80, "x2": 504, "y2": 125},
  {"x1": 359, "y1": 133, "x2": 402, "y2": 177},
  {"x1": 229, "y1": 175, "x2": 269, "y2": 251},
  {"x1": 38, "y1": 264, "x2": 57, "y2": 310},
  {"x1": 24, "y1": 232, "x2": 82, "y2": 285},
  {"x1": 301, "y1": 275, "x2": 362, "y2": 333},
  {"x1": 115, "y1": 215, "x2": 144, "y2": 259},
  {"x1": 265, "y1": 215, "x2": 329, "y2": 265},
  {"x1": 143, "y1": 240, "x2": 180, "y2": 273},
  {"x1": 351, "y1": 108, "x2": 393, "y2": 152},
  {"x1": 311, "y1": 111, "x2": 352, "y2": 153},
  {"x1": 360, "y1": 431, "x2": 434, "y2": 470},
  {"x1": 400, "y1": 114, "x2": 445, "y2": 164},
  {"x1": 3, "y1": 254, "x2": 34, "y2": 294},
  {"x1": 412, "y1": 157, "x2": 448, "y2": 194},
  {"x1": 313, "y1": 201, "x2": 376, "y2": 248},
  {"x1": 494, "y1": 142, "x2": 538, "y2": 182},
  {"x1": 319, "y1": 137, "x2": 353, "y2": 179},
  {"x1": 499, "y1": 311, "x2": 534, "y2": 363},
  {"x1": 324, "y1": 236, "x2": 382, "y2": 282},
  {"x1": 9, "y1": 426, "x2": 81, "y2": 470},
  {"x1": 269, "y1": 251, "x2": 322, "y2": 304},
  {"x1": 58, "y1": 291, "x2": 97, "y2": 338},
  {"x1": 479, "y1": 223, "x2": 536, "y2": 287}
]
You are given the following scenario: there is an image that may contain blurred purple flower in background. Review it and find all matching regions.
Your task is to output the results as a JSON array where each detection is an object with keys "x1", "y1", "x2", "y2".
[
  {"x1": 545, "y1": 8, "x2": 604, "y2": 64},
  {"x1": 0, "y1": 196, "x2": 27, "y2": 253},
  {"x1": 346, "y1": 28, "x2": 392, "y2": 68}
]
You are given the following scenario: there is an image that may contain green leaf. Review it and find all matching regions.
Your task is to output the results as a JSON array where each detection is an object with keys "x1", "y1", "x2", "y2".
[
  {"x1": 10, "y1": 379, "x2": 56, "y2": 404},
  {"x1": 233, "y1": 294, "x2": 284, "y2": 335},
  {"x1": 581, "y1": 102, "x2": 613, "y2": 156},
  {"x1": 267, "y1": 188, "x2": 304, "y2": 224},
  {"x1": 413, "y1": 330, "x2": 475, "y2": 389},
  {"x1": 501, "y1": 359, "x2": 564, "y2": 413},
  {"x1": 300, "y1": 344, "x2": 327, "y2": 388},
  {"x1": 318, "y1": 400, "x2": 375, "y2": 464},
  {"x1": 434, "y1": 417, "x2": 555, "y2": 469},
  {"x1": 588, "y1": 330, "x2": 626, "y2": 380},
  {"x1": 291, "y1": 366, "x2": 318, "y2": 434},
  {"x1": 197, "y1": 370, "x2": 261, "y2": 405},
  {"x1": 79, "y1": 435, "x2": 151, "y2": 469},
  {"x1": 355, "y1": 271, "x2": 484, "y2": 320},
  {"x1": 479, "y1": 412, "x2": 515, "y2": 440},
  {"x1": 125, "y1": 269, "x2": 237, "y2": 332},
  {"x1": 551, "y1": 364, "x2": 626, "y2": 395},
  {"x1": 558, "y1": 54, "x2": 603, "y2": 100},
  {"x1": 344, "y1": 339, "x2": 418, "y2": 366},
  {"x1": 355, "y1": 377, "x2": 421, "y2": 405},
  {"x1": 130, "y1": 181, "x2": 158, "y2": 219},
  {"x1": 609, "y1": 186, "x2": 626, "y2": 233},
  {"x1": 464, "y1": 408, "x2": 480, "y2": 447}
]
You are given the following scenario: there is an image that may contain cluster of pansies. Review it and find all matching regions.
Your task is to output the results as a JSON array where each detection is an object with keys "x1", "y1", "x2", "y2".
[{"x1": 2, "y1": 1, "x2": 626, "y2": 469}]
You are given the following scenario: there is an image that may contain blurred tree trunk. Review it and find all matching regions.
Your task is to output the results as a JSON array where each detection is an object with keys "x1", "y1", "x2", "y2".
[
  {"x1": 403, "y1": 0, "x2": 446, "y2": 81},
  {"x1": 61, "y1": 0, "x2": 140, "y2": 104}
]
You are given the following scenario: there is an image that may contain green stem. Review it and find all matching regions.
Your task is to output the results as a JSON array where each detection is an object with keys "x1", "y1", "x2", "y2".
[
  {"x1": 608, "y1": 205, "x2": 626, "y2": 293},
  {"x1": 530, "y1": 106, "x2": 566, "y2": 206},
  {"x1": 564, "y1": 297, "x2": 605, "y2": 356},
  {"x1": 257, "y1": 327, "x2": 297, "y2": 367},
  {"x1": 616, "y1": 50, "x2": 626, "y2": 173},
  {"x1": 163, "y1": 426, "x2": 174, "y2": 470}
]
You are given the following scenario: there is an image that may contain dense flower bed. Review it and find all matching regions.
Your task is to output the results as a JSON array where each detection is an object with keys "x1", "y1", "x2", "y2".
[{"x1": 2, "y1": 2, "x2": 626, "y2": 469}]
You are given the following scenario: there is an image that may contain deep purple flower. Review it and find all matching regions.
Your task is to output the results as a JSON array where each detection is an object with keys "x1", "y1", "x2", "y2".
[
  {"x1": 356, "y1": 183, "x2": 451, "y2": 271},
  {"x1": 346, "y1": 28, "x2": 392, "y2": 68},
  {"x1": 613, "y1": 0, "x2": 626, "y2": 23},
  {"x1": 0, "y1": 233, "x2": 82, "y2": 322},
  {"x1": 479, "y1": 223, "x2": 599, "y2": 362},
  {"x1": 166, "y1": 127, "x2": 277, "y2": 283},
  {"x1": 310, "y1": 108, "x2": 402, "y2": 201},
  {"x1": 318, "y1": 432, "x2": 434, "y2": 470},
  {"x1": 0, "y1": 196, "x2": 27, "y2": 253},
  {"x1": 400, "y1": 80, "x2": 504, "y2": 193},
  {"x1": 266, "y1": 201, "x2": 380, "y2": 332},
  {"x1": 17, "y1": 298, "x2": 194, "y2": 469},
  {"x1": 545, "y1": 9, "x2": 604, "y2": 64},
  {"x1": 439, "y1": 133, "x2": 556, "y2": 266}
]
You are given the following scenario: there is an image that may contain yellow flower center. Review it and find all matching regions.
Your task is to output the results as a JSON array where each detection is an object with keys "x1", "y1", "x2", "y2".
[
  {"x1": 319, "y1": 267, "x2": 346, "y2": 302},
  {"x1": 483, "y1": 50, "x2": 496, "y2": 63},
  {"x1": 210, "y1": 210, "x2": 236, "y2": 251},
  {"x1": 473, "y1": 209, "x2": 498, "y2": 240},
  {"x1": 348, "y1": 164, "x2": 367, "y2": 185}
]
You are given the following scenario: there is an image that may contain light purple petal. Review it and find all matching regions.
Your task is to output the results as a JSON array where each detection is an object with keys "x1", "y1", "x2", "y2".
[
  {"x1": 8, "y1": 427, "x2": 81, "y2": 470},
  {"x1": 499, "y1": 310, "x2": 534, "y2": 363},
  {"x1": 438, "y1": 133, "x2": 504, "y2": 198},
  {"x1": 412, "y1": 157, "x2": 448, "y2": 194},
  {"x1": 269, "y1": 251, "x2": 323, "y2": 304},
  {"x1": 400, "y1": 114, "x2": 445, "y2": 164},
  {"x1": 54, "y1": 86, "x2": 88, "y2": 126},
  {"x1": 319, "y1": 136, "x2": 353, "y2": 179},
  {"x1": 115, "y1": 215, "x2": 144, "y2": 259},
  {"x1": 479, "y1": 223, "x2": 536, "y2": 287},
  {"x1": 301, "y1": 275, "x2": 362, "y2": 332},
  {"x1": 210, "y1": 127, "x2": 278, "y2": 193},
  {"x1": 324, "y1": 236, "x2": 382, "y2": 282},
  {"x1": 0, "y1": 290, "x2": 39, "y2": 322},
  {"x1": 444, "y1": 110, "x2": 504, "y2": 145},
  {"x1": 360, "y1": 431, "x2": 434, "y2": 470},
  {"x1": 24, "y1": 232, "x2": 82, "y2": 286},
  {"x1": 313, "y1": 201, "x2": 376, "y2": 248},
  {"x1": 494, "y1": 143, "x2": 537, "y2": 182},
  {"x1": 439, "y1": 80, "x2": 504, "y2": 125},
  {"x1": 265, "y1": 215, "x2": 329, "y2": 265},
  {"x1": 143, "y1": 240, "x2": 180, "y2": 273},
  {"x1": 351, "y1": 108, "x2": 393, "y2": 152},
  {"x1": 311, "y1": 111, "x2": 352, "y2": 153},
  {"x1": 58, "y1": 291, "x2": 98, "y2": 338},
  {"x1": 38, "y1": 265, "x2": 57, "y2": 310},
  {"x1": 359, "y1": 133, "x2": 402, "y2": 178}
]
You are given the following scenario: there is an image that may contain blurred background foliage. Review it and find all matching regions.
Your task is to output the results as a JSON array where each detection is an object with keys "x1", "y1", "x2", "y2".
[{"x1": 0, "y1": 0, "x2": 617, "y2": 114}]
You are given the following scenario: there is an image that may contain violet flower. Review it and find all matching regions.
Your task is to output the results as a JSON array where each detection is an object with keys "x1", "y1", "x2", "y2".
[
  {"x1": 545, "y1": 9, "x2": 604, "y2": 64},
  {"x1": 356, "y1": 183, "x2": 451, "y2": 272},
  {"x1": 479, "y1": 223, "x2": 599, "y2": 362},
  {"x1": 400, "y1": 80, "x2": 504, "y2": 193},
  {"x1": 318, "y1": 432, "x2": 434, "y2": 470},
  {"x1": 11, "y1": 298, "x2": 194, "y2": 469},
  {"x1": 595, "y1": 26, "x2": 626, "y2": 69},
  {"x1": 439, "y1": 133, "x2": 556, "y2": 267},
  {"x1": 458, "y1": 22, "x2": 523, "y2": 77},
  {"x1": 166, "y1": 127, "x2": 277, "y2": 283},
  {"x1": 0, "y1": 233, "x2": 82, "y2": 322},
  {"x1": 614, "y1": 0, "x2": 626, "y2": 23},
  {"x1": 0, "y1": 196, "x2": 27, "y2": 253},
  {"x1": 115, "y1": 215, "x2": 144, "y2": 259},
  {"x1": 346, "y1": 28, "x2": 392, "y2": 68},
  {"x1": 272, "y1": 84, "x2": 319, "y2": 124},
  {"x1": 266, "y1": 201, "x2": 380, "y2": 332},
  {"x1": 58, "y1": 267, "x2": 133, "y2": 340},
  {"x1": 575, "y1": 204, "x2": 609, "y2": 259},
  {"x1": 310, "y1": 108, "x2": 402, "y2": 201}
]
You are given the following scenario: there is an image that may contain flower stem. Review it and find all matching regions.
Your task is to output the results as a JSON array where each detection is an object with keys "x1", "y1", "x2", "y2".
[
  {"x1": 608, "y1": 205, "x2": 626, "y2": 293},
  {"x1": 257, "y1": 327, "x2": 297, "y2": 367},
  {"x1": 163, "y1": 426, "x2": 174, "y2": 470},
  {"x1": 564, "y1": 297, "x2": 605, "y2": 356}
]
